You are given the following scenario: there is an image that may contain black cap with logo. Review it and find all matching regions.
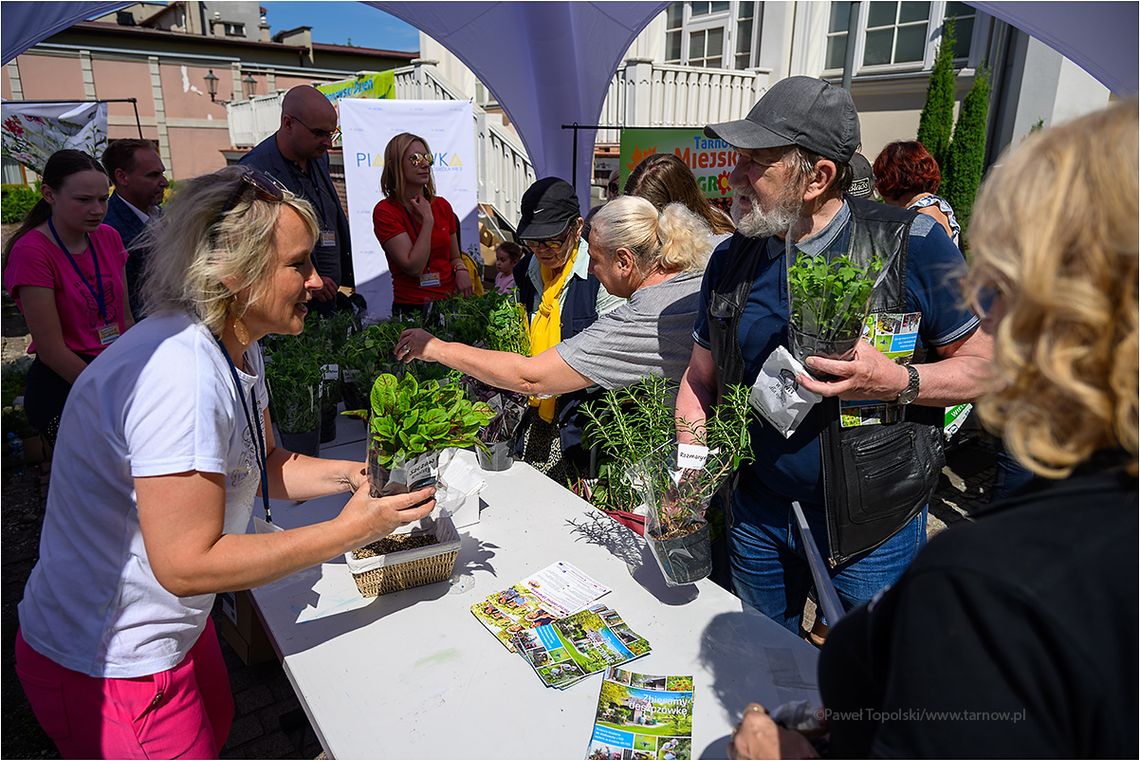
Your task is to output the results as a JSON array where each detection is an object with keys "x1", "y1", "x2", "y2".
[{"x1": 516, "y1": 178, "x2": 582, "y2": 240}]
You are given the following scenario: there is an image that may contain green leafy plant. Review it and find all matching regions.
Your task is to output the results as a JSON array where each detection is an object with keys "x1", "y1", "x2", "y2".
[
  {"x1": 1, "y1": 183, "x2": 39, "y2": 224},
  {"x1": 359, "y1": 373, "x2": 494, "y2": 470},
  {"x1": 917, "y1": 16, "x2": 957, "y2": 172},
  {"x1": 483, "y1": 294, "x2": 530, "y2": 355},
  {"x1": 264, "y1": 332, "x2": 324, "y2": 434},
  {"x1": 787, "y1": 252, "x2": 883, "y2": 341}
]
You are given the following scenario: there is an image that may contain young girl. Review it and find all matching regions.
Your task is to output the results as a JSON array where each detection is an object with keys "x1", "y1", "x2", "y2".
[
  {"x1": 2, "y1": 149, "x2": 133, "y2": 445},
  {"x1": 494, "y1": 240, "x2": 523, "y2": 294}
]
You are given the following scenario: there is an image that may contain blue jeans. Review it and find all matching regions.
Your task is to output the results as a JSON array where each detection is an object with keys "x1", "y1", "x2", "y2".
[{"x1": 728, "y1": 488, "x2": 928, "y2": 634}]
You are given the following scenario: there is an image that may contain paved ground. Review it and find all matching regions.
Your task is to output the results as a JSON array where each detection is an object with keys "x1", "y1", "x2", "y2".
[{"x1": 1, "y1": 308, "x2": 997, "y2": 758}]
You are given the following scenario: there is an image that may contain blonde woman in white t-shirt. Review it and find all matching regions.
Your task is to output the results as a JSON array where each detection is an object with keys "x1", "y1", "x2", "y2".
[{"x1": 15, "y1": 166, "x2": 436, "y2": 759}]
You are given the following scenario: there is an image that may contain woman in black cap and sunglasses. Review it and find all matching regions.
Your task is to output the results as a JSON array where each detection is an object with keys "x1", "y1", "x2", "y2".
[
  {"x1": 373, "y1": 131, "x2": 474, "y2": 316},
  {"x1": 13, "y1": 166, "x2": 436, "y2": 759}
]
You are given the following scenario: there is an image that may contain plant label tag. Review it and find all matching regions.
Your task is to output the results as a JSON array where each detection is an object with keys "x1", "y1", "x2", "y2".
[
  {"x1": 676, "y1": 443, "x2": 710, "y2": 470},
  {"x1": 419, "y1": 271, "x2": 441, "y2": 288},
  {"x1": 321, "y1": 364, "x2": 339, "y2": 381},
  {"x1": 97, "y1": 323, "x2": 120, "y2": 345},
  {"x1": 750, "y1": 346, "x2": 822, "y2": 438}
]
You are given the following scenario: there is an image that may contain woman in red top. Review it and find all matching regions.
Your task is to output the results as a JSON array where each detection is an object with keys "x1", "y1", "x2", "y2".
[{"x1": 373, "y1": 132, "x2": 473, "y2": 316}]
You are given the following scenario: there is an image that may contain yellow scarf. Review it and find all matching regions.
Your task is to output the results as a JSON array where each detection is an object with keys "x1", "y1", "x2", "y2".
[{"x1": 528, "y1": 241, "x2": 580, "y2": 422}]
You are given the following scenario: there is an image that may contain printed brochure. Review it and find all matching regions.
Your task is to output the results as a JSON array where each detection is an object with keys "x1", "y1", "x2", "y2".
[
  {"x1": 840, "y1": 311, "x2": 922, "y2": 428},
  {"x1": 587, "y1": 667, "x2": 695, "y2": 760},
  {"x1": 515, "y1": 604, "x2": 651, "y2": 689},
  {"x1": 470, "y1": 561, "x2": 610, "y2": 651}
]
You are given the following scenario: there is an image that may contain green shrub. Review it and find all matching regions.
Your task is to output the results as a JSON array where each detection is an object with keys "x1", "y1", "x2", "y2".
[
  {"x1": 1, "y1": 184, "x2": 40, "y2": 224},
  {"x1": 917, "y1": 17, "x2": 957, "y2": 172},
  {"x1": 943, "y1": 66, "x2": 992, "y2": 243}
]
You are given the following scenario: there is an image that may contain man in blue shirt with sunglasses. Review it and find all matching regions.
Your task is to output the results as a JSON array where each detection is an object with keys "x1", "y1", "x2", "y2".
[{"x1": 241, "y1": 85, "x2": 352, "y2": 315}]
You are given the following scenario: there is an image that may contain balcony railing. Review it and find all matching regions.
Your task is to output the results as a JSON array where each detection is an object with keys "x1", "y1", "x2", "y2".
[{"x1": 596, "y1": 59, "x2": 772, "y2": 143}]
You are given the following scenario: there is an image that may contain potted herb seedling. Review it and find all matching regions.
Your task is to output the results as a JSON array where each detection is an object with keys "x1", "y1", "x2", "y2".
[
  {"x1": 626, "y1": 383, "x2": 756, "y2": 586},
  {"x1": 264, "y1": 333, "x2": 324, "y2": 457},
  {"x1": 338, "y1": 317, "x2": 415, "y2": 411},
  {"x1": 578, "y1": 376, "x2": 677, "y2": 533},
  {"x1": 348, "y1": 372, "x2": 494, "y2": 497},
  {"x1": 786, "y1": 251, "x2": 884, "y2": 369},
  {"x1": 306, "y1": 309, "x2": 357, "y2": 443}
]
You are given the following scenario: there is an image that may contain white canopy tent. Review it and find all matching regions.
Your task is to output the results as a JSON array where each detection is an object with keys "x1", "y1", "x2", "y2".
[{"x1": 3, "y1": 1, "x2": 1136, "y2": 205}]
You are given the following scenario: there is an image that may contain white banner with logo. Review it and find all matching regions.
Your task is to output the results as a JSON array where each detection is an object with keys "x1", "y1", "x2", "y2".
[
  {"x1": 340, "y1": 99, "x2": 477, "y2": 320},
  {"x1": 1, "y1": 101, "x2": 110, "y2": 174}
]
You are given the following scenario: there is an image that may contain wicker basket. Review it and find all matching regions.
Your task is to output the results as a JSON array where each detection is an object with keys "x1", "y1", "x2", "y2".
[{"x1": 345, "y1": 514, "x2": 461, "y2": 597}]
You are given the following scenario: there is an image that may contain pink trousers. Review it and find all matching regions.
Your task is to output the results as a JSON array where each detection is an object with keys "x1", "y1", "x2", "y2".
[{"x1": 15, "y1": 618, "x2": 234, "y2": 759}]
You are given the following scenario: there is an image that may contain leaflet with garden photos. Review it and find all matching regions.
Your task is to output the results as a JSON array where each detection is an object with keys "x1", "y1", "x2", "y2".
[
  {"x1": 470, "y1": 561, "x2": 611, "y2": 651},
  {"x1": 514, "y1": 603, "x2": 652, "y2": 689},
  {"x1": 839, "y1": 311, "x2": 922, "y2": 428},
  {"x1": 587, "y1": 667, "x2": 694, "y2": 760}
]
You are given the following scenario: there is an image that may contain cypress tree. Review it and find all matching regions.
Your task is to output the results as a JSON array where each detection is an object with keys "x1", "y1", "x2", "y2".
[
  {"x1": 943, "y1": 65, "x2": 992, "y2": 243},
  {"x1": 917, "y1": 17, "x2": 957, "y2": 172}
]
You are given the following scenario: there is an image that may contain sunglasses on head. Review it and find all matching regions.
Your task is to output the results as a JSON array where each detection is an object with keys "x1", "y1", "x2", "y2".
[
  {"x1": 408, "y1": 152, "x2": 435, "y2": 168},
  {"x1": 287, "y1": 113, "x2": 340, "y2": 142},
  {"x1": 218, "y1": 168, "x2": 288, "y2": 221}
]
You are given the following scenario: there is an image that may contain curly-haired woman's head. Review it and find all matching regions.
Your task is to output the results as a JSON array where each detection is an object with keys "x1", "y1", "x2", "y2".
[
  {"x1": 872, "y1": 141, "x2": 941, "y2": 203},
  {"x1": 588, "y1": 195, "x2": 712, "y2": 298},
  {"x1": 624, "y1": 153, "x2": 735, "y2": 235},
  {"x1": 380, "y1": 132, "x2": 436, "y2": 201},
  {"x1": 140, "y1": 166, "x2": 319, "y2": 335},
  {"x1": 962, "y1": 99, "x2": 1138, "y2": 478}
]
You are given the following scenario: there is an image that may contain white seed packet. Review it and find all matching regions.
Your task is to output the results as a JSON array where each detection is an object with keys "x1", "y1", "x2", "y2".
[{"x1": 749, "y1": 345, "x2": 823, "y2": 438}]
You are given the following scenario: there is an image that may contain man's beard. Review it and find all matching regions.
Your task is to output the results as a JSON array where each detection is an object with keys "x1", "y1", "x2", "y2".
[{"x1": 731, "y1": 180, "x2": 805, "y2": 239}]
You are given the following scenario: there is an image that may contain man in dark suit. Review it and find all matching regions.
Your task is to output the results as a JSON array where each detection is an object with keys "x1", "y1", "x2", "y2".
[
  {"x1": 101, "y1": 139, "x2": 168, "y2": 318},
  {"x1": 240, "y1": 85, "x2": 353, "y2": 315}
]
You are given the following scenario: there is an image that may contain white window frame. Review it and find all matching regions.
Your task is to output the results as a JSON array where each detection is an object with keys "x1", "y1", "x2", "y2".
[
  {"x1": 663, "y1": 1, "x2": 765, "y2": 70},
  {"x1": 821, "y1": 1, "x2": 989, "y2": 77}
]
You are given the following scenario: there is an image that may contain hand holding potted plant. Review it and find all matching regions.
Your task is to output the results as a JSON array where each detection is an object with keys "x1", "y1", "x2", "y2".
[{"x1": 355, "y1": 372, "x2": 494, "y2": 496}]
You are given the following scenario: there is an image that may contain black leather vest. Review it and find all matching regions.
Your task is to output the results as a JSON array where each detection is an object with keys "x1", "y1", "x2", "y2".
[{"x1": 708, "y1": 197, "x2": 945, "y2": 565}]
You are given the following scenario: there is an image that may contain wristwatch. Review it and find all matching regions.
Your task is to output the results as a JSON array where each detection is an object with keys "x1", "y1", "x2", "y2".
[{"x1": 896, "y1": 364, "x2": 920, "y2": 405}]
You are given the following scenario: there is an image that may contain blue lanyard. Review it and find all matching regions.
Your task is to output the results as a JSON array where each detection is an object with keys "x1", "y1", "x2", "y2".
[
  {"x1": 47, "y1": 218, "x2": 107, "y2": 323},
  {"x1": 215, "y1": 337, "x2": 272, "y2": 524}
]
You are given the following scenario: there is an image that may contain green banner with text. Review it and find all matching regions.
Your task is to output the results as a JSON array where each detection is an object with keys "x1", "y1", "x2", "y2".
[
  {"x1": 619, "y1": 128, "x2": 737, "y2": 200},
  {"x1": 317, "y1": 71, "x2": 396, "y2": 103}
]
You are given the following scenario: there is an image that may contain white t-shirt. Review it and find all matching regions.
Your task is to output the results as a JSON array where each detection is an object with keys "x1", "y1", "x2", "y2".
[{"x1": 18, "y1": 310, "x2": 267, "y2": 678}]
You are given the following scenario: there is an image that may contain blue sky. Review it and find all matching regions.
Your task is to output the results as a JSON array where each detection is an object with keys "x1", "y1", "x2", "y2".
[{"x1": 261, "y1": 2, "x2": 420, "y2": 52}]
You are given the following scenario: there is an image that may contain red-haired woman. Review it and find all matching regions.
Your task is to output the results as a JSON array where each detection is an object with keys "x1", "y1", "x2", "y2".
[{"x1": 873, "y1": 141, "x2": 961, "y2": 247}]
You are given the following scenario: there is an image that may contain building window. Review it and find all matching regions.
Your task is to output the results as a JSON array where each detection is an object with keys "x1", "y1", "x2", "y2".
[
  {"x1": 823, "y1": 1, "x2": 982, "y2": 74},
  {"x1": 943, "y1": 1, "x2": 974, "y2": 59},
  {"x1": 222, "y1": 22, "x2": 245, "y2": 37},
  {"x1": 825, "y1": 2, "x2": 853, "y2": 70},
  {"x1": 665, "y1": 3, "x2": 684, "y2": 63},
  {"x1": 663, "y1": 2, "x2": 763, "y2": 69},
  {"x1": 862, "y1": 1, "x2": 930, "y2": 66}
]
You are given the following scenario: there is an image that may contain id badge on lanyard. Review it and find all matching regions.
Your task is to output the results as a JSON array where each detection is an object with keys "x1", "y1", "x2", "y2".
[
  {"x1": 319, "y1": 228, "x2": 337, "y2": 248},
  {"x1": 419, "y1": 271, "x2": 441, "y2": 288},
  {"x1": 97, "y1": 323, "x2": 120, "y2": 346}
]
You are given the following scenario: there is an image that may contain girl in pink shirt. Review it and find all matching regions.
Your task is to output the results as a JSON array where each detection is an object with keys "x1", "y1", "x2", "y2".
[
  {"x1": 2, "y1": 149, "x2": 132, "y2": 444},
  {"x1": 494, "y1": 240, "x2": 523, "y2": 294}
]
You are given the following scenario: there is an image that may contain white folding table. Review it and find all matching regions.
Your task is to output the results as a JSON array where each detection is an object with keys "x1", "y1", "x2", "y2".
[{"x1": 251, "y1": 418, "x2": 820, "y2": 759}]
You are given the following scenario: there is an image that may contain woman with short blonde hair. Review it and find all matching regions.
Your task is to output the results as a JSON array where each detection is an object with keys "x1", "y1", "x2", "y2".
[{"x1": 14, "y1": 166, "x2": 436, "y2": 759}]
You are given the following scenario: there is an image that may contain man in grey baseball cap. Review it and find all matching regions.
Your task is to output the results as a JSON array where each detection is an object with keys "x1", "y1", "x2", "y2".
[{"x1": 675, "y1": 76, "x2": 992, "y2": 633}]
